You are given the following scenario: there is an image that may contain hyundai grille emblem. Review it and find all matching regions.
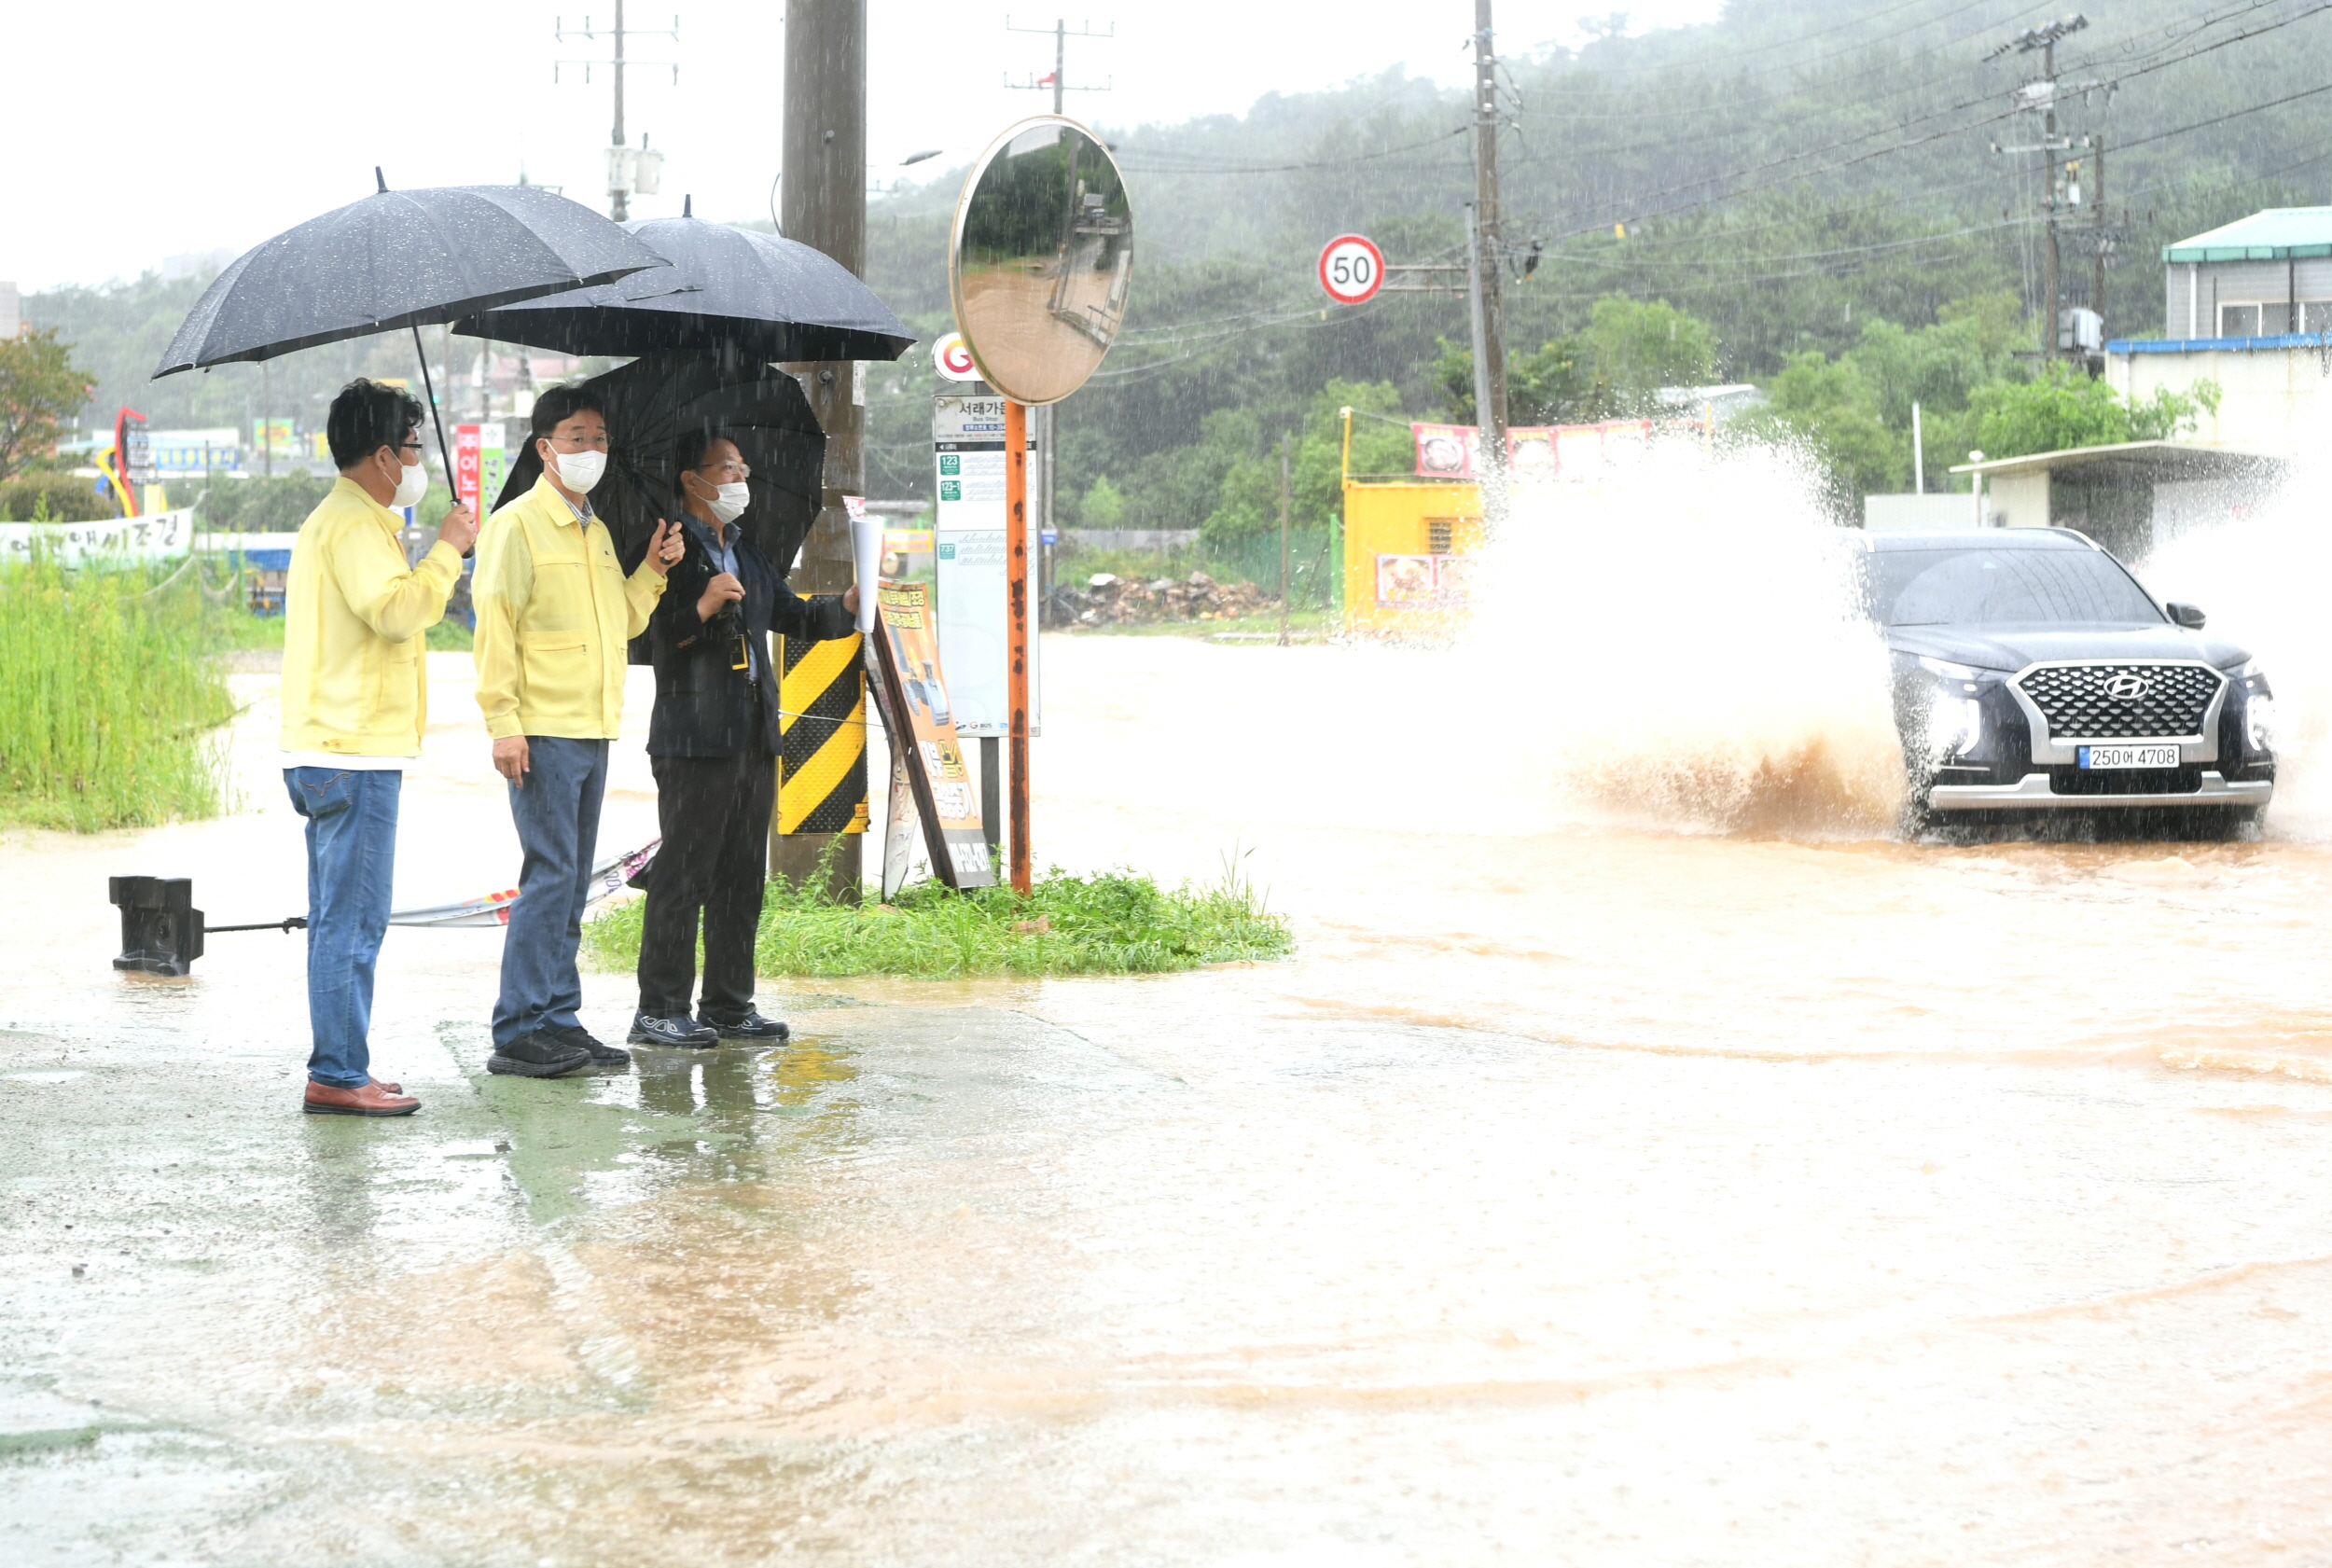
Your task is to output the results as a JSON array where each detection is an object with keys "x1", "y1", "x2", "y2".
[{"x1": 2103, "y1": 672, "x2": 2152, "y2": 701}]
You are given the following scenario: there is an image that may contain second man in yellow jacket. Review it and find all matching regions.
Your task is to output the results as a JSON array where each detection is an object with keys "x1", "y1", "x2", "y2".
[{"x1": 472, "y1": 383, "x2": 680, "y2": 1076}]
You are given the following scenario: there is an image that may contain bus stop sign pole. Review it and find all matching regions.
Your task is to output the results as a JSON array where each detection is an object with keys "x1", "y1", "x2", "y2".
[{"x1": 1006, "y1": 397, "x2": 1033, "y2": 895}]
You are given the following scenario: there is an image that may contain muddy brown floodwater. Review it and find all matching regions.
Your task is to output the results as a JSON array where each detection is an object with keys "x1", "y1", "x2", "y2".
[{"x1": 6, "y1": 629, "x2": 2332, "y2": 1565}]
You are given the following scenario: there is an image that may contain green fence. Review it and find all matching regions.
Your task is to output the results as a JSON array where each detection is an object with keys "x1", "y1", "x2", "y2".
[{"x1": 1061, "y1": 529, "x2": 1339, "y2": 611}]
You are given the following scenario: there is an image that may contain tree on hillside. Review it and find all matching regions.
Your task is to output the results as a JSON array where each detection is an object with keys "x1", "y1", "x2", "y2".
[
  {"x1": 0, "y1": 329, "x2": 93, "y2": 481},
  {"x1": 1727, "y1": 353, "x2": 1898, "y2": 519},
  {"x1": 1199, "y1": 380, "x2": 1411, "y2": 542},
  {"x1": 1586, "y1": 297, "x2": 1719, "y2": 408},
  {"x1": 1434, "y1": 336, "x2": 1614, "y2": 425},
  {"x1": 1969, "y1": 364, "x2": 2219, "y2": 458}
]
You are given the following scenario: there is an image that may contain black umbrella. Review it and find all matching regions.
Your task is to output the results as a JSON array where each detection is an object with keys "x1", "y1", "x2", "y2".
[
  {"x1": 493, "y1": 354, "x2": 827, "y2": 587},
  {"x1": 154, "y1": 170, "x2": 669, "y2": 477},
  {"x1": 455, "y1": 199, "x2": 913, "y2": 363}
]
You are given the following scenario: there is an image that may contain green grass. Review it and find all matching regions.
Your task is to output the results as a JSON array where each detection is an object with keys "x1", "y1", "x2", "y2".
[
  {"x1": 584, "y1": 863, "x2": 1293, "y2": 978},
  {"x1": 0, "y1": 551, "x2": 238, "y2": 831}
]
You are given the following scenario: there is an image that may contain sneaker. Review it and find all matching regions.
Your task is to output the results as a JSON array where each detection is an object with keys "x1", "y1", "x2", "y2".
[
  {"x1": 548, "y1": 1022, "x2": 632, "y2": 1068},
  {"x1": 628, "y1": 1012, "x2": 719, "y2": 1048},
  {"x1": 486, "y1": 1030, "x2": 593, "y2": 1077},
  {"x1": 708, "y1": 1010, "x2": 790, "y2": 1041}
]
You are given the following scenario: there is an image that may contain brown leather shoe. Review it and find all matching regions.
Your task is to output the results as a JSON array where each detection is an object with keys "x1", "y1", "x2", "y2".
[
  {"x1": 368, "y1": 1077, "x2": 402, "y2": 1095},
  {"x1": 304, "y1": 1079, "x2": 420, "y2": 1117}
]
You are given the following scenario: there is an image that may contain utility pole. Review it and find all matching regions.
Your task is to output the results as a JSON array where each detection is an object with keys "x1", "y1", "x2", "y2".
[
  {"x1": 556, "y1": 6, "x2": 678, "y2": 221},
  {"x1": 1005, "y1": 17, "x2": 1109, "y2": 616},
  {"x1": 775, "y1": 0, "x2": 868, "y2": 898},
  {"x1": 1986, "y1": 15, "x2": 2087, "y2": 362},
  {"x1": 1005, "y1": 17, "x2": 1112, "y2": 112},
  {"x1": 2041, "y1": 33, "x2": 2059, "y2": 362},
  {"x1": 1471, "y1": 0, "x2": 1509, "y2": 466},
  {"x1": 1278, "y1": 432, "x2": 1292, "y2": 647},
  {"x1": 2090, "y1": 133, "x2": 2107, "y2": 336}
]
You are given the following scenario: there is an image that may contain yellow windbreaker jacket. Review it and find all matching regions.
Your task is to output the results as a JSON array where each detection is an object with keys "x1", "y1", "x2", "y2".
[
  {"x1": 278, "y1": 478, "x2": 462, "y2": 756},
  {"x1": 472, "y1": 475, "x2": 665, "y2": 741}
]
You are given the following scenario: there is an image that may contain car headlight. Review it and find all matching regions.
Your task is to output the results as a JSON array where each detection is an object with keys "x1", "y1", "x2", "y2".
[
  {"x1": 1926, "y1": 690, "x2": 1983, "y2": 760},
  {"x1": 1919, "y1": 656, "x2": 1985, "y2": 680},
  {"x1": 2247, "y1": 693, "x2": 2278, "y2": 752}
]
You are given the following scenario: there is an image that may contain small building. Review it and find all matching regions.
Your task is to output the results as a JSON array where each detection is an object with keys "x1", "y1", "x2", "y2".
[
  {"x1": 2105, "y1": 206, "x2": 2332, "y2": 455},
  {"x1": 1947, "y1": 441, "x2": 2284, "y2": 560}
]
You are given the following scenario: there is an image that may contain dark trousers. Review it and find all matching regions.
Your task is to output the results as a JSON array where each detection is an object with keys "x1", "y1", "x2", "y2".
[
  {"x1": 493, "y1": 737, "x2": 608, "y2": 1048},
  {"x1": 637, "y1": 718, "x2": 776, "y2": 1021}
]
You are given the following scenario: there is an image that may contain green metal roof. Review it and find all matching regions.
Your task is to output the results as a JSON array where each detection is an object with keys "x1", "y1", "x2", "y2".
[{"x1": 2162, "y1": 207, "x2": 2332, "y2": 263}]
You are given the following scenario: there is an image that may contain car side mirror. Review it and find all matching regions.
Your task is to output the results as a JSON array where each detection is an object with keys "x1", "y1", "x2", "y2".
[{"x1": 2166, "y1": 602, "x2": 2206, "y2": 629}]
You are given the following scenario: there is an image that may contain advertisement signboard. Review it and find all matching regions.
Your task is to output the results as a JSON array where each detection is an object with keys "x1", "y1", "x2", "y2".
[
  {"x1": 1411, "y1": 418, "x2": 1668, "y2": 481},
  {"x1": 868, "y1": 579, "x2": 994, "y2": 890},
  {"x1": 932, "y1": 394, "x2": 1040, "y2": 737},
  {"x1": 453, "y1": 424, "x2": 508, "y2": 519},
  {"x1": 0, "y1": 508, "x2": 195, "y2": 565},
  {"x1": 454, "y1": 425, "x2": 482, "y2": 517}
]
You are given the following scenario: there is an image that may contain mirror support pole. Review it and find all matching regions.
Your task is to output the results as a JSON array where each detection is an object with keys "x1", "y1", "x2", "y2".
[{"x1": 1006, "y1": 397, "x2": 1034, "y2": 896}]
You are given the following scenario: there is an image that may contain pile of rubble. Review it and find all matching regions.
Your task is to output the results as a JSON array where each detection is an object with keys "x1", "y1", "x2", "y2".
[{"x1": 1047, "y1": 571, "x2": 1279, "y2": 628}]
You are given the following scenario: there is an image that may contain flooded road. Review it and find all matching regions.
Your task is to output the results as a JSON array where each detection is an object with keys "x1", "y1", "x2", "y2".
[{"x1": 7, "y1": 627, "x2": 2332, "y2": 1563}]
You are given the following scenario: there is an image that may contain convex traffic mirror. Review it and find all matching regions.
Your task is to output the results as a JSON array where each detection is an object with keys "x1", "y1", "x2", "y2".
[{"x1": 949, "y1": 116, "x2": 1134, "y2": 406}]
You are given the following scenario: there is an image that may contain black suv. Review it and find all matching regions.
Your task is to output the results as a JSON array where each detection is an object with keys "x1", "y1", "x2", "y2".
[{"x1": 1857, "y1": 529, "x2": 2276, "y2": 830}]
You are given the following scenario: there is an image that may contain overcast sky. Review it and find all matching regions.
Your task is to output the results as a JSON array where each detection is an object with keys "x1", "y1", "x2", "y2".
[{"x1": 14, "y1": 0, "x2": 1721, "y2": 293}]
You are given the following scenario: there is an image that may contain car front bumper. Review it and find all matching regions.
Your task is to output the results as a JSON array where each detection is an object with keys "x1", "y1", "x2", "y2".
[{"x1": 1928, "y1": 771, "x2": 2273, "y2": 812}]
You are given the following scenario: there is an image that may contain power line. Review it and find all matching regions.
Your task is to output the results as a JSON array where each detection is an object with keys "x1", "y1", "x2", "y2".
[
  {"x1": 2110, "y1": 75, "x2": 2332, "y2": 153},
  {"x1": 1540, "y1": 0, "x2": 2332, "y2": 240},
  {"x1": 1534, "y1": 0, "x2": 2012, "y2": 76},
  {"x1": 1115, "y1": 125, "x2": 1469, "y2": 174}
]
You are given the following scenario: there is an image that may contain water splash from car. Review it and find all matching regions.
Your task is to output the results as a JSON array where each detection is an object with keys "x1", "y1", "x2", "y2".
[
  {"x1": 2142, "y1": 465, "x2": 2330, "y2": 839},
  {"x1": 1461, "y1": 436, "x2": 1906, "y2": 838}
]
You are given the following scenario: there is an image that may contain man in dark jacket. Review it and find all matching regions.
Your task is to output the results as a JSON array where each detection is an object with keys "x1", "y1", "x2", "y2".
[{"x1": 631, "y1": 430, "x2": 859, "y2": 1048}]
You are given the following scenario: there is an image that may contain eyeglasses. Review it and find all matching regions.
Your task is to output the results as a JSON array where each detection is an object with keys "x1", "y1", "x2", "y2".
[{"x1": 548, "y1": 431, "x2": 611, "y2": 451}]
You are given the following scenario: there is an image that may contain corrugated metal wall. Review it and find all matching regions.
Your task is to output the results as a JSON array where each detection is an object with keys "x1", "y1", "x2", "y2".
[{"x1": 2161, "y1": 258, "x2": 2332, "y2": 337}]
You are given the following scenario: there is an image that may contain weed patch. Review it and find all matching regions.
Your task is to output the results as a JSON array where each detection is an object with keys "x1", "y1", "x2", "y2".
[
  {"x1": 585, "y1": 865, "x2": 1292, "y2": 978},
  {"x1": 0, "y1": 551, "x2": 237, "y2": 830}
]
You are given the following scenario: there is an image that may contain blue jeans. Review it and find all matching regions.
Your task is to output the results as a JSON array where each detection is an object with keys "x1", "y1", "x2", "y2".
[
  {"x1": 493, "y1": 737, "x2": 608, "y2": 1048},
  {"x1": 285, "y1": 767, "x2": 402, "y2": 1089}
]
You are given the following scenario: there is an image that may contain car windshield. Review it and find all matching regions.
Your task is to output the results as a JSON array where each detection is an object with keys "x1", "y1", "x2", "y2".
[{"x1": 1862, "y1": 546, "x2": 2163, "y2": 627}]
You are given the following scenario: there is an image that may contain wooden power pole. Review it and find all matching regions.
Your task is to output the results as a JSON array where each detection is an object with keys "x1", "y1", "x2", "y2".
[
  {"x1": 774, "y1": 0, "x2": 868, "y2": 898},
  {"x1": 1471, "y1": 0, "x2": 1509, "y2": 462}
]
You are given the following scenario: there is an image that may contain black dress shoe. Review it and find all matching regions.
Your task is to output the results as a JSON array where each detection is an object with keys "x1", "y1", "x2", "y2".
[
  {"x1": 549, "y1": 1023, "x2": 632, "y2": 1067},
  {"x1": 628, "y1": 1012, "x2": 719, "y2": 1048},
  {"x1": 708, "y1": 1010, "x2": 790, "y2": 1041},
  {"x1": 486, "y1": 1030, "x2": 593, "y2": 1077}
]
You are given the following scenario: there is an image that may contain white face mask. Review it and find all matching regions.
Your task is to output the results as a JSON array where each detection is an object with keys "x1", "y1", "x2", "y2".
[
  {"x1": 391, "y1": 456, "x2": 428, "y2": 508},
  {"x1": 704, "y1": 481, "x2": 750, "y2": 525},
  {"x1": 553, "y1": 448, "x2": 607, "y2": 494}
]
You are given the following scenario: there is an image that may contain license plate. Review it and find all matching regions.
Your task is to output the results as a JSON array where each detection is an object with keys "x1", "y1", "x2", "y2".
[{"x1": 2078, "y1": 744, "x2": 2180, "y2": 770}]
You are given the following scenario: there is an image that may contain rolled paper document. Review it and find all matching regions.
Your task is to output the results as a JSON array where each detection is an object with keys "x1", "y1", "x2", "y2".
[{"x1": 848, "y1": 499, "x2": 881, "y2": 634}]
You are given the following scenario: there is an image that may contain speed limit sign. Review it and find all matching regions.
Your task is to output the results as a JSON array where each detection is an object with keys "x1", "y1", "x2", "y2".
[{"x1": 1317, "y1": 233, "x2": 1385, "y2": 305}]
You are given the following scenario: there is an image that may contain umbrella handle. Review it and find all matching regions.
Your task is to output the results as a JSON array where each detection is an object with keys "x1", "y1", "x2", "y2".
[{"x1": 409, "y1": 324, "x2": 469, "y2": 556}]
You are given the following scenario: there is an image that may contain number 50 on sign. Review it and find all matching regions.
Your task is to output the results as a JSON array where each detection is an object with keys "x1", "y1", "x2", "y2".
[{"x1": 1317, "y1": 233, "x2": 1385, "y2": 306}]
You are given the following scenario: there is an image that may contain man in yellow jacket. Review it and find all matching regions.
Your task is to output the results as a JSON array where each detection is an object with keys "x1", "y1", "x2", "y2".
[
  {"x1": 282, "y1": 380, "x2": 478, "y2": 1117},
  {"x1": 473, "y1": 383, "x2": 679, "y2": 1077}
]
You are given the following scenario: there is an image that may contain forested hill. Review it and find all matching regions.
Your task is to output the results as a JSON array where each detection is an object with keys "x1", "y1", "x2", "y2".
[
  {"x1": 857, "y1": 0, "x2": 2332, "y2": 513},
  {"x1": 31, "y1": 0, "x2": 2332, "y2": 520}
]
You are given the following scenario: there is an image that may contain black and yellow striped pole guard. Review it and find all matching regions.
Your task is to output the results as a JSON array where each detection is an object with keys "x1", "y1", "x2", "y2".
[{"x1": 776, "y1": 631, "x2": 869, "y2": 835}]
